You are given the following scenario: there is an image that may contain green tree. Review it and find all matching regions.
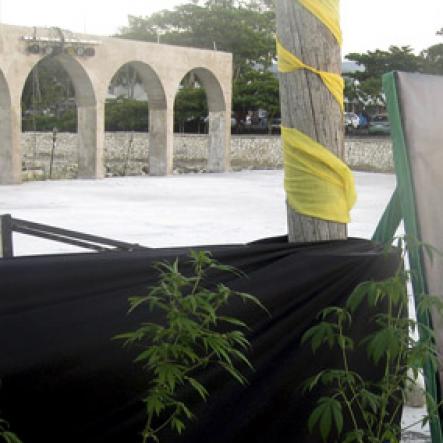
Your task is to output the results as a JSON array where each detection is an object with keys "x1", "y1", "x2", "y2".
[
  {"x1": 22, "y1": 110, "x2": 77, "y2": 132},
  {"x1": 21, "y1": 59, "x2": 77, "y2": 132},
  {"x1": 21, "y1": 57, "x2": 76, "y2": 131},
  {"x1": 118, "y1": 2, "x2": 278, "y2": 130},
  {"x1": 346, "y1": 46, "x2": 424, "y2": 82},
  {"x1": 233, "y1": 67, "x2": 279, "y2": 131},
  {"x1": 344, "y1": 44, "x2": 443, "y2": 109},
  {"x1": 174, "y1": 87, "x2": 208, "y2": 133},
  {"x1": 109, "y1": 65, "x2": 142, "y2": 101},
  {"x1": 105, "y1": 99, "x2": 150, "y2": 132},
  {"x1": 420, "y1": 43, "x2": 443, "y2": 75},
  {"x1": 21, "y1": 3, "x2": 278, "y2": 133},
  {"x1": 345, "y1": 46, "x2": 425, "y2": 108},
  {"x1": 119, "y1": 2, "x2": 276, "y2": 80}
]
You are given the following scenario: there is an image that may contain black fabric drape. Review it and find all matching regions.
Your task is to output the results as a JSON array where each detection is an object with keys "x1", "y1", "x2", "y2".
[{"x1": 0, "y1": 236, "x2": 400, "y2": 442}]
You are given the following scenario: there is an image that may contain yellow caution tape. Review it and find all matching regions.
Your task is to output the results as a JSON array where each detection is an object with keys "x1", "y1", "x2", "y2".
[
  {"x1": 299, "y1": 0, "x2": 342, "y2": 46},
  {"x1": 277, "y1": 0, "x2": 355, "y2": 223},
  {"x1": 282, "y1": 126, "x2": 356, "y2": 224},
  {"x1": 276, "y1": 38, "x2": 344, "y2": 112}
]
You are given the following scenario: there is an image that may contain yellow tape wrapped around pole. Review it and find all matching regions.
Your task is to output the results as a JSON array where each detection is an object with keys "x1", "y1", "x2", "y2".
[
  {"x1": 299, "y1": 0, "x2": 342, "y2": 46},
  {"x1": 277, "y1": 0, "x2": 356, "y2": 225},
  {"x1": 276, "y1": 38, "x2": 344, "y2": 112},
  {"x1": 282, "y1": 126, "x2": 356, "y2": 224}
]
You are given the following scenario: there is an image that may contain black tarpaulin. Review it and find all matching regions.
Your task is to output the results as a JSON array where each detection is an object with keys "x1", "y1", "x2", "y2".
[{"x1": 0, "y1": 236, "x2": 399, "y2": 442}]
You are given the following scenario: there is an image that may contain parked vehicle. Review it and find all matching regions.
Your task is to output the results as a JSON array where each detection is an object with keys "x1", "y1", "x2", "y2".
[
  {"x1": 357, "y1": 111, "x2": 370, "y2": 129},
  {"x1": 344, "y1": 112, "x2": 360, "y2": 134},
  {"x1": 242, "y1": 110, "x2": 268, "y2": 133},
  {"x1": 231, "y1": 114, "x2": 238, "y2": 131},
  {"x1": 368, "y1": 114, "x2": 391, "y2": 135},
  {"x1": 270, "y1": 117, "x2": 281, "y2": 134}
]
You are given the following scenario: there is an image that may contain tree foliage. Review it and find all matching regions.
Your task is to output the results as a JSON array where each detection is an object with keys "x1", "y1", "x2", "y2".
[
  {"x1": 420, "y1": 43, "x2": 443, "y2": 74},
  {"x1": 345, "y1": 42, "x2": 443, "y2": 107},
  {"x1": 22, "y1": 8, "x2": 443, "y2": 132},
  {"x1": 105, "y1": 99, "x2": 149, "y2": 132},
  {"x1": 233, "y1": 67, "x2": 279, "y2": 129},
  {"x1": 21, "y1": 58, "x2": 77, "y2": 132},
  {"x1": 117, "y1": 0, "x2": 280, "y2": 132},
  {"x1": 347, "y1": 46, "x2": 423, "y2": 82},
  {"x1": 21, "y1": 58, "x2": 75, "y2": 112},
  {"x1": 233, "y1": 67, "x2": 278, "y2": 113},
  {"x1": 118, "y1": 1, "x2": 276, "y2": 80},
  {"x1": 174, "y1": 87, "x2": 208, "y2": 133},
  {"x1": 21, "y1": 2, "x2": 277, "y2": 133}
]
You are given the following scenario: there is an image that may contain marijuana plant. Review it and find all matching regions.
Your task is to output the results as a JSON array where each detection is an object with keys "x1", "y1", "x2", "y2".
[
  {"x1": 0, "y1": 419, "x2": 21, "y2": 443},
  {"x1": 116, "y1": 250, "x2": 266, "y2": 443},
  {"x1": 302, "y1": 238, "x2": 443, "y2": 443}
]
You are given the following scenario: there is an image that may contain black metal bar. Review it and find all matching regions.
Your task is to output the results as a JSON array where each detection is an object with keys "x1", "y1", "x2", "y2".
[
  {"x1": 0, "y1": 214, "x2": 14, "y2": 258},
  {"x1": 11, "y1": 217, "x2": 145, "y2": 251},
  {"x1": 0, "y1": 215, "x2": 148, "y2": 256},
  {"x1": 12, "y1": 226, "x2": 110, "y2": 252}
]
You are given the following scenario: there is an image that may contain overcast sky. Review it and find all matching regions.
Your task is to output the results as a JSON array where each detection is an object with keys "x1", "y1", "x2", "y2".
[{"x1": 1, "y1": 0, "x2": 442, "y2": 57}]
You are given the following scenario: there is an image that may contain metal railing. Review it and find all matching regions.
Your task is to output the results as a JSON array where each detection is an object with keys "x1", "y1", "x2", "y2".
[{"x1": 0, "y1": 214, "x2": 147, "y2": 258}]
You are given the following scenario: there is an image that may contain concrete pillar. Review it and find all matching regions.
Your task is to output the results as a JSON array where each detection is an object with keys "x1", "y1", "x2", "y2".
[
  {"x1": 208, "y1": 110, "x2": 230, "y2": 172},
  {"x1": 188, "y1": 67, "x2": 231, "y2": 173},
  {"x1": 77, "y1": 102, "x2": 104, "y2": 179},
  {"x1": 149, "y1": 106, "x2": 173, "y2": 176},
  {"x1": 0, "y1": 93, "x2": 22, "y2": 185}
]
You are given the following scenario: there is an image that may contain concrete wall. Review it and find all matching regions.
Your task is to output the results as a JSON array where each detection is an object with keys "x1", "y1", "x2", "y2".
[
  {"x1": 21, "y1": 133, "x2": 393, "y2": 180},
  {"x1": 345, "y1": 137, "x2": 394, "y2": 173}
]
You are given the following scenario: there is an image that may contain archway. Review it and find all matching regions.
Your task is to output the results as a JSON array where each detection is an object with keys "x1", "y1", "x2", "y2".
[
  {"x1": 0, "y1": 69, "x2": 19, "y2": 184},
  {"x1": 20, "y1": 54, "x2": 98, "y2": 179},
  {"x1": 174, "y1": 67, "x2": 228, "y2": 172},
  {"x1": 106, "y1": 61, "x2": 168, "y2": 176},
  {"x1": 21, "y1": 56, "x2": 76, "y2": 179}
]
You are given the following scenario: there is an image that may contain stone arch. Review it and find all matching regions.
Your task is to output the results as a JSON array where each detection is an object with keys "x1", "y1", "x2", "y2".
[
  {"x1": 106, "y1": 61, "x2": 169, "y2": 175},
  {"x1": 19, "y1": 54, "x2": 97, "y2": 107},
  {"x1": 104, "y1": 61, "x2": 166, "y2": 109},
  {"x1": 0, "y1": 68, "x2": 20, "y2": 184},
  {"x1": 175, "y1": 67, "x2": 229, "y2": 172},
  {"x1": 0, "y1": 25, "x2": 233, "y2": 183},
  {"x1": 190, "y1": 67, "x2": 227, "y2": 113},
  {"x1": 20, "y1": 54, "x2": 101, "y2": 179}
]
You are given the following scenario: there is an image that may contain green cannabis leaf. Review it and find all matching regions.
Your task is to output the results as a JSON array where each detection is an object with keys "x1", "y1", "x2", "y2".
[
  {"x1": 116, "y1": 250, "x2": 267, "y2": 443},
  {"x1": 0, "y1": 419, "x2": 22, "y2": 443},
  {"x1": 303, "y1": 237, "x2": 443, "y2": 443}
]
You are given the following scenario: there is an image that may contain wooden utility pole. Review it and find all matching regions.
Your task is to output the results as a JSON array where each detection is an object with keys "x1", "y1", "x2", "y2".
[{"x1": 276, "y1": 1, "x2": 346, "y2": 242}]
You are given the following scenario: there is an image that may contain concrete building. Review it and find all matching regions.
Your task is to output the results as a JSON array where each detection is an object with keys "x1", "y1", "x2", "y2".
[{"x1": 0, "y1": 25, "x2": 232, "y2": 184}]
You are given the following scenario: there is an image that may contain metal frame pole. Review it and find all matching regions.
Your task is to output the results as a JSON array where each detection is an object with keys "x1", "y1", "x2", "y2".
[{"x1": 0, "y1": 214, "x2": 14, "y2": 258}]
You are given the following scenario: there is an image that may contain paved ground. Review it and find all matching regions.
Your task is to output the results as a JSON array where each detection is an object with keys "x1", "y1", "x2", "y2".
[
  {"x1": 1, "y1": 170, "x2": 395, "y2": 254},
  {"x1": 402, "y1": 431, "x2": 431, "y2": 443},
  {"x1": 402, "y1": 406, "x2": 431, "y2": 442}
]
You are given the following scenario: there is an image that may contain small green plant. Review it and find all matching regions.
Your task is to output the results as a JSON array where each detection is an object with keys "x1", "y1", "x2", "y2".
[
  {"x1": 302, "y1": 237, "x2": 443, "y2": 443},
  {"x1": 116, "y1": 250, "x2": 267, "y2": 443},
  {"x1": 0, "y1": 419, "x2": 21, "y2": 443}
]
